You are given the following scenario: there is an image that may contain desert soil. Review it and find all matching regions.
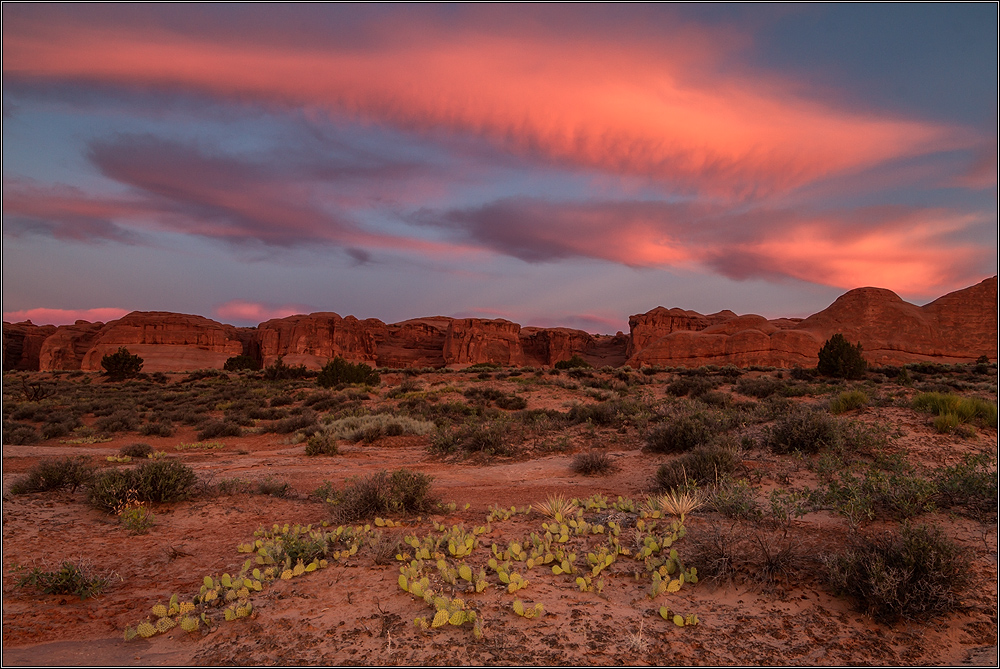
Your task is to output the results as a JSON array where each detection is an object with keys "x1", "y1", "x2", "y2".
[{"x1": 2, "y1": 368, "x2": 997, "y2": 666}]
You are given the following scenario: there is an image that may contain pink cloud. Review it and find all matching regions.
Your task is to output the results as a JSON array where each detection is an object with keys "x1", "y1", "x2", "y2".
[
  {"x1": 2, "y1": 10, "x2": 972, "y2": 199},
  {"x1": 3, "y1": 307, "x2": 129, "y2": 326},
  {"x1": 214, "y1": 300, "x2": 309, "y2": 324}
]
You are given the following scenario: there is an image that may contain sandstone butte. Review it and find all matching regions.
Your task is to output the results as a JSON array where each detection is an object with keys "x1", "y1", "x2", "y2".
[{"x1": 3, "y1": 276, "x2": 996, "y2": 373}]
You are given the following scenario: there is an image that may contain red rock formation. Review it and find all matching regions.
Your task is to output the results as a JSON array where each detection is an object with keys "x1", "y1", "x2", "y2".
[
  {"x1": 520, "y1": 327, "x2": 594, "y2": 367},
  {"x1": 79, "y1": 312, "x2": 246, "y2": 372},
  {"x1": 377, "y1": 318, "x2": 451, "y2": 369},
  {"x1": 626, "y1": 308, "x2": 736, "y2": 358},
  {"x1": 443, "y1": 318, "x2": 524, "y2": 366},
  {"x1": 257, "y1": 313, "x2": 386, "y2": 369},
  {"x1": 626, "y1": 277, "x2": 997, "y2": 368},
  {"x1": 2, "y1": 321, "x2": 57, "y2": 371},
  {"x1": 38, "y1": 321, "x2": 105, "y2": 371}
]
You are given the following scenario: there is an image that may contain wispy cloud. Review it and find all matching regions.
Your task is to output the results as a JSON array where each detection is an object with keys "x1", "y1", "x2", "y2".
[
  {"x1": 213, "y1": 300, "x2": 310, "y2": 324},
  {"x1": 3, "y1": 7, "x2": 973, "y2": 199},
  {"x1": 3, "y1": 307, "x2": 129, "y2": 326}
]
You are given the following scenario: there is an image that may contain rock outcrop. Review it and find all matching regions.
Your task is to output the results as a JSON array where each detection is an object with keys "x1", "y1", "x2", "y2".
[
  {"x1": 7, "y1": 276, "x2": 995, "y2": 373},
  {"x1": 2, "y1": 321, "x2": 57, "y2": 371},
  {"x1": 626, "y1": 276, "x2": 997, "y2": 368},
  {"x1": 38, "y1": 321, "x2": 105, "y2": 371},
  {"x1": 77, "y1": 312, "x2": 246, "y2": 372},
  {"x1": 257, "y1": 313, "x2": 386, "y2": 368}
]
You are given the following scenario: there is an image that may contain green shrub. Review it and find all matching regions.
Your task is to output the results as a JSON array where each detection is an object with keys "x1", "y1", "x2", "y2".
[
  {"x1": 817, "y1": 334, "x2": 867, "y2": 379},
  {"x1": 118, "y1": 442, "x2": 152, "y2": 458},
  {"x1": 824, "y1": 468, "x2": 937, "y2": 521},
  {"x1": 87, "y1": 459, "x2": 197, "y2": 511},
  {"x1": 3, "y1": 422, "x2": 40, "y2": 445},
  {"x1": 262, "y1": 357, "x2": 311, "y2": 381},
  {"x1": 571, "y1": 450, "x2": 617, "y2": 476},
  {"x1": 257, "y1": 476, "x2": 291, "y2": 498},
  {"x1": 824, "y1": 524, "x2": 969, "y2": 622},
  {"x1": 567, "y1": 398, "x2": 646, "y2": 427},
  {"x1": 321, "y1": 414, "x2": 435, "y2": 443},
  {"x1": 655, "y1": 444, "x2": 739, "y2": 490},
  {"x1": 9, "y1": 456, "x2": 95, "y2": 494},
  {"x1": 317, "y1": 357, "x2": 380, "y2": 388},
  {"x1": 17, "y1": 562, "x2": 106, "y2": 600},
  {"x1": 331, "y1": 469, "x2": 435, "y2": 522},
  {"x1": 829, "y1": 390, "x2": 869, "y2": 414},
  {"x1": 101, "y1": 346, "x2": 144, "y2": 381},
  {"x1": 765, "y1": 410, "x2": 841, "y2": 455},
  {"x1": 912, "y1": 392, "x2": 996, "y2": 428},
  {"x1": 139, "y1": 421, "x2": 175, "y2": 437},
  {"x1": 196, "y1": 419, "x2": 243, "y2": 441},
  {"x1": 734, "y1": 376, "x2": 785, "y2": 399},
  {"x1": 645, "y1": 414, "x2": 712, "y2": 454},
  {"x1": 554, "y1": 355, "x2": 591, "y2": 370},
  {"x1": 94, "y1": 410, "x2": 140, "y2": 434},
  {"x1": 223, "y1": 354, "x2": 261, "y2": 371},
  {"x1": 706, "y1": 478, "x2": 762, "y2": 520},
  {"x1": 934, "y1": 453, "x2": 997, "y2": 520},
  {"x1": 305, "y1": 432, "x2": 339, "y2": 456},
  {"x1": 666, "y1": 376, "x2": 719, "y2": 398},
  {"x1": 132, "y1": 459, "x2": 199, "y2": 504}
]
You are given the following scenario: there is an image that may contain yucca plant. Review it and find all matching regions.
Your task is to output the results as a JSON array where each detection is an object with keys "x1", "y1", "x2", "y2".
[
  {"x1": 655, "y1": 489, "x2": 703, "y2": 518},
  {"x1": 533, "y1": 494, "x2": 579, "y2": 520}
]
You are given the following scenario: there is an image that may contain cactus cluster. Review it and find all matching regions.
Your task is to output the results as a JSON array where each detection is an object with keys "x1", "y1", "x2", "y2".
[
  {"x1": 512, "y1": 599, "x2": 544, "y2": 619},
  {"x1": 124, "y1": 593, "x2": 209, "y2": 641},
  {"x1": 659, "y1": 606, "x2": 699, "y2": 626}
]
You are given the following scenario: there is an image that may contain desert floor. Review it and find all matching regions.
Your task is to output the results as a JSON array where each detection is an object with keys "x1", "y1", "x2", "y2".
[{"x1": 2, "y1": 363, "x2": 997, "y2": 666}]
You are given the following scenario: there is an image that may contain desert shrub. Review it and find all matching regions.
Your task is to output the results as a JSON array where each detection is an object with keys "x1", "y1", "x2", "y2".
[
  {"x1": 817, "y1": 334, "x2": 867, "y2": 379},
  {"x1": 554, "y1": 355, "x2": 591, "y2": 370},
  {"x1": 322, "y1": 414, "x2": 435, "y2": 443},
  {"x1": 331, "y1": 469, "x2": 435, "y2": 522},
  {"x1": 571, "y1": 450, "x2": 617, "y2": 476},
  {"x1": 196, "y1": 419, "x2": 243, "y2": 441},
  {"x1": 934, "y1": 453, "x2": 997, "y2": 520},
  {"x1": 119, "y1": 442, "x2": 153, "y2": 458},
  {"x1": 666, "y1": 376, "x2": 719, "y2": 398},
  {"x1": 265, "y1": 411, "x2": 319, "y2": 435},
  {"x1": 791, "y1": 367, "x2": 816, "y2": 381},
  {"x1": 430, "y1": 418, "x2": 516, "y2": 456},
  {"x1": 223, "y1": 354, "x2": 261, "y2": 372},
  {"x1": 139, "y1": 420, "x2": 175, "y2": 437},
  {"x1": 2, "y1": 422, "x2": 40, "y2": 445},
  {"x1": 88, "y1": 459, "x2": 197, "y2": 511},
  {"x1": 305, "y1": 432, "x2": 338, "y2": 456},
  {"x1": 495, "y1": 394, "x2": 528, "y2": 410},
  {"x1": 10, "y1": 403, "x2": 42, "y2": 421},
  {"x1": 262, "y1": 357, "x2": 310, "y2": 381},
  {"x1": 655, "y1": 444, "x2": 739, "y2": 490},
  {"x1": 764, "y1": 410, "x2": 842, "y2": 455},
  {"x1": 257, "y1": 476, "x2": 291, "y2": 498},
  {"x1": 317, "y1": 357, "x2": 380, "y2": 388},
  {"x1": 829, "y1": 389, "x2": 869, "y2": 414},
  {"x1": 467, "y1": 362, "x2": 501, "y2": 371},
  {"x1": 706, "y1": 478, "x2": 763, "y2": 520},
  {"x1": 101, "y1": 346, "x2": 144, "y2": 381},
  {"x1": 734, "y1": 376, "x2": 785, "y2": 399},
  {"x1": 567, "y1": 398, "x2": 645, "y2": 427},
  {"x1": 40, "y1": 421, "x2": 72, "y2": 439},
  {"x1": 824, "y1": 468, "x2": 937, "y2": 521},
  {"x1": 824, "y1": 524, "x2": 969, "y2": 622},
  {"x1": 132, "y1": 459, "x2": 199, "y2": 504},
  {"x1": 464, "y1": 387, "x2": 506, "y2": 403},
  {"x1": 9, "y1": 456, "x2": 95, "y2": 494},
  {"x1": 645, "y1": 414, "x2": 713, "y2": 454},
  {"x1": 17, "y1": 562, "x2": 106, "y2": 600},
  {"x1": 387, "y1": 379, "x2": 422, "y2": 398},
  {"x1": 95, "y1": 410, "x2": 140, "y2": 434},
  {"x1": 270, "y1": 394, "x2": 294, "y2": 407}
]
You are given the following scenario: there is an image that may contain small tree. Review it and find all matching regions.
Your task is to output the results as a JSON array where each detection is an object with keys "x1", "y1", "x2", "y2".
[
  {"x1": 317, "y1": 357, "x2": 380, "y2": 388},
  {"x1": 101, "y1": 347, "x2": 143, "y2": 381},
  {"x1": 224, "y1": 354, "x2": 261, "y2": 372},
  {"x1": 817, "y1": 334, "x2": 867, "y2": 379}
]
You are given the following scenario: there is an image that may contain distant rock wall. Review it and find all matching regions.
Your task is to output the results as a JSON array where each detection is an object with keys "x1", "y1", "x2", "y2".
[{"x1": 6, "y1": 276, "x2": 995, "y2": 373}]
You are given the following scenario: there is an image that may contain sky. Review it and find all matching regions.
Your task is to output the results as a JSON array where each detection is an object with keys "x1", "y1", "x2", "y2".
[{"x1": 2, "y1": 4, "x2": 996, "y2": 333}]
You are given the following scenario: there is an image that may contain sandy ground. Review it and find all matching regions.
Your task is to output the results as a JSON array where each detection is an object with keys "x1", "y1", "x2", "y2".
[{"x1": 2, "y1": 371, "x2": 997, "y2": 666}]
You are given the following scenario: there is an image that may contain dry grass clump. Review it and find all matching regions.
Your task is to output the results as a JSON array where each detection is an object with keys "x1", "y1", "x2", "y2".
[
  {"x1": 651, "y1": 489, "x2": 704, "y2": 517},
  {"x1": 571, "y1": 450, "x2": 617, "y2": 476},
  {"x1": 322, "y1": 413, "x2": 435, "y2": 443}
]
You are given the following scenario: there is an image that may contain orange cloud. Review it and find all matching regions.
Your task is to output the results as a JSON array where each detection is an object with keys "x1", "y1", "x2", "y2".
[
  {"x1": 214, "y1": 300, "x2": 309, "y2": 323},
  {"x1": 3, "y1": 307, "x2": 129, "y2": 326},
  {"x1": 2, "y1": 12, "x2": 971, "y2": 199}
]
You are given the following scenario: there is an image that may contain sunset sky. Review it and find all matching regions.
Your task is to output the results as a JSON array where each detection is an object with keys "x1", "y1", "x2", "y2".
[{"x1": 3, "y1": 4, "x2": 996, "y2": 333}]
